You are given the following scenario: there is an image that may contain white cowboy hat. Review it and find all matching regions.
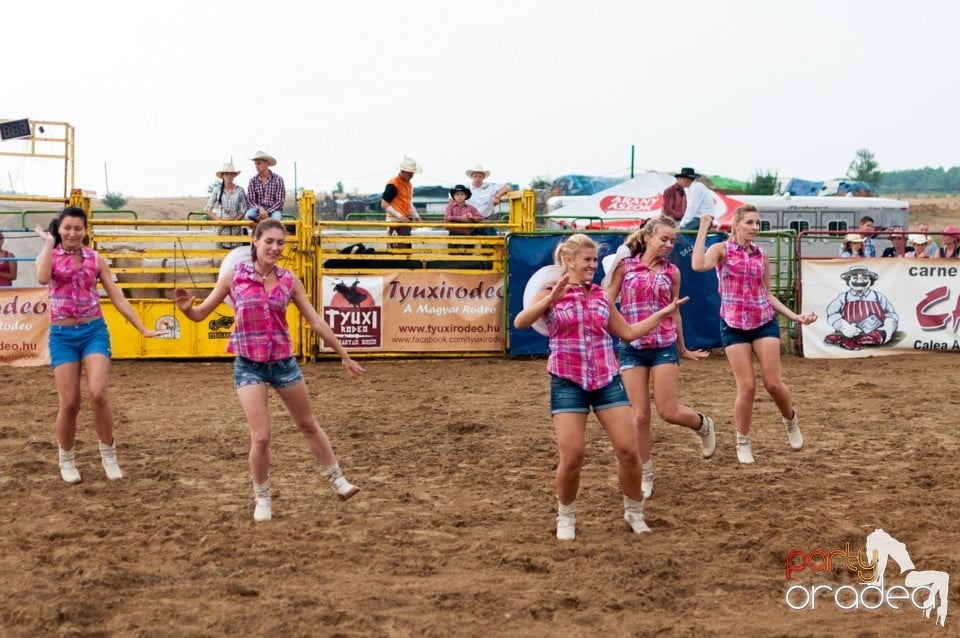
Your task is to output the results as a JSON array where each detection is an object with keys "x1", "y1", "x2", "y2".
[
  {"x1": 250, "y1": 151, "x2": 277, "y2": 167},
  {"x1": 843, "y1": 233, "x2": 864, "y2": 243},
  {"x1": 399, "y1": 156, "x2": 422, "y2": 174},
  {"x1": 600, "y1": 244, "x2": 632, "y2": 291},
  {"x1": 215, "y1": 162, "x2": 241, "y2": 179},
  {"x1": 523, "y1": 265, "x2": 565, "y2": 336},
  {"x1": 465, "y1": 164, "x2": 491, "y2": 179},
  {"x1": 909, "y1": 234, "x2": 929, "y2": 244}
]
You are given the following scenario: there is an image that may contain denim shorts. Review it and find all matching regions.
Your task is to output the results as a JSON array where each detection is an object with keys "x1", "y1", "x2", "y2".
[
  {"x1": 49, "y1": 317, "x2": 111, "y2": 368},
  {"x1": 234, "y1": 355, "x2": 303, "y2": 389},
  {"x1": 720, "y1": 317, "x2": 781, "y2": 347},
  {"x1": 550, "y1": 374, "x2": 630, "y2": 415},
  {"x1": 618, "y1": 341, "x2": 680, "y2": 371}
]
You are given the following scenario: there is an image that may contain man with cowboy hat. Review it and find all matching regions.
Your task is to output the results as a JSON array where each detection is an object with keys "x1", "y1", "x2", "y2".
[
  {"x1": 381, "y1": 156, "x2": 423, "y2": 247},
  {"x1": 662, "y1": 168, "x2": 690, "y2": 222},
  {"x1": 444, "y1": 184, "x2": 483, "y2": 235},
  {"x1": 465, "y1": 164, "x2": 511, "y2": 235},
  {"x1": 244, "y1": 151, "x2": 286, "y2": 222},
  {"x1": 672, "y1": 167, "x2": 718, "y2": 231}
]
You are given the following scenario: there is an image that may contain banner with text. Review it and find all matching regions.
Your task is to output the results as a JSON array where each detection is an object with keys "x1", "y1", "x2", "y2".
[
  {"x1": 0, "y1": 288, "x2": 50, "y2": 367},
  {"x1": 801, "y1": 259, "x2": 960, "y2": 358},
  {"x1": 319, "y1": 273, "x2": 505, "y2": 352}
]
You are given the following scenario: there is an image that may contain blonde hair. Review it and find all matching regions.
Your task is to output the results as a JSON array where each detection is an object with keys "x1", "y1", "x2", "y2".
[
  {"x1": 554, "y1": 233, "x2": 597, "y2": 269},
  {"x1": 730, "y1": 204, "x2": 760, "y2": 240},
  {"x1": 624, "y1": 216, "x2": 676, "y2": 256}
]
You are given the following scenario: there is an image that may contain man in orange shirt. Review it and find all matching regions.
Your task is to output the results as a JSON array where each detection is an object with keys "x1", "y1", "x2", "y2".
[{"x1": 381, "y1": 156, "x2": 423, "y2": 249}]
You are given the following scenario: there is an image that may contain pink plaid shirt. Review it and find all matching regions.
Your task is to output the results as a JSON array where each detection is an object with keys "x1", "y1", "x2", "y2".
[
  {"x1": 717, "y1": 240, "x2": 774, "y2": 330},
  {"x1": 228, "y1": 262, "x2": 295, "y2": 362},
  {"x1": 546, "y1": 282, "x2": 619, "y2": 391},
  {"x1": 47, "y1": 246, "x2": 102, "y2": 322},
  {"x1": 619, "y1": 257, "x2": 677, "y2": 349}
]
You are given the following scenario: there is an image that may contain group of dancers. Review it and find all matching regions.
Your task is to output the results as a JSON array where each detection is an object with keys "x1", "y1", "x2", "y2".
[
  {"x1": 517, "y1": 206, "x2": 817, "y2": 540},
  {"x1": 35, "y1": 204, "x2": 816, "y2": 535},
  {"x1": 36, "y1": 208, "x2": 363, "y2": 522}
]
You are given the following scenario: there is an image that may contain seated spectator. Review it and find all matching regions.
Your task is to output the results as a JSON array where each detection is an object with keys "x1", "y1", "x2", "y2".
[
  {"x1": 940, "y1": 226, "x2": 960, "y2": 258},
  {"x1": 0, "y1": 231, "x2": 16, "y2": 286},
  {"x1": 881, "y1": 226, "x2": 914, "y2": 258},
  {"x1": 857, "y1": 216, "x2": 877, "y2": 257},
  {"x1": 204, "y1": 162, "x2": 248, "y2": 248},
  {"x1": 840, "y1": 233, "x2": 865, "y2": 258},
  {"x1": 906, "y1": 234, "x2": 932, "y2": 258},
  {"x1": 917, "y1": 223, "x2": 940, "y2": 257},
  {"x1": 444, "y1": 184, "x2": 483, "y2": 235}
]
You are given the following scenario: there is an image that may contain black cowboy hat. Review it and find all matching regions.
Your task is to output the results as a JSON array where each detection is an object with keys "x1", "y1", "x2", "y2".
[
  {"x1": 449, "y1": 184, "x2": 472, "y2": 199},
  {"x1": 674, "y1": 167, "x2": 700, "y2": 179},
  {"x1": 840, "y1": 265, "x2": 879, "y2": 282}
]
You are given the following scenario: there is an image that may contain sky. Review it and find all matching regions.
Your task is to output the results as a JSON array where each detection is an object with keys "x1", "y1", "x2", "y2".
[{"x1": 3, "y1": 0, "x2": 958, "y2": 199}]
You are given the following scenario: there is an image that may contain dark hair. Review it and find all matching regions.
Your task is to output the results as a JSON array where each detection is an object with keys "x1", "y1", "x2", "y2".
[
  {"x1": 47, "y1": 206, "x2": 88, "y2": 248},
  {"x1": 251, "y1": 219, "x2": 285, "y2": 261},
  {"x1": 859, "y1": 215, "x2": 874, "y2": 225}
]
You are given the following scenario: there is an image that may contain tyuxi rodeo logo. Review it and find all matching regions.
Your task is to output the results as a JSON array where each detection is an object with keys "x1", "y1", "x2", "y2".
[{"x1": 785, "y1": 528, "x2": 949, "y2": 627}]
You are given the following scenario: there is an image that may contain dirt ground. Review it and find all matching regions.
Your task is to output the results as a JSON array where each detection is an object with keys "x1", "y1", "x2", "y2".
[{"x1": 0, "y1": 354, "x2": 956, "y2": 637}]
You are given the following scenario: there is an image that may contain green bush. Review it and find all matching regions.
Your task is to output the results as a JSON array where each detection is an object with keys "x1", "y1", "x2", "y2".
[{"x1": 102, "y1": 192, "x2": 128, "y2": 210}]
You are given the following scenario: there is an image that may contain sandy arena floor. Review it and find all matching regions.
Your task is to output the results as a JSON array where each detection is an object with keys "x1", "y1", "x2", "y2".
[{"x1": 0, "y1": 354, "x2": 956, "y2": 636}]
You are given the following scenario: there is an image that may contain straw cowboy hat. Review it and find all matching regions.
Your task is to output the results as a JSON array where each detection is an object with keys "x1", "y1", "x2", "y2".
[
  {"x1": 250, "y1": 151, "x2": 277, "y2": 166},
  {"x1": 674, "y1": 167, "x2": 700, "y2": 179},
  {"x1": 449, "y1": 184, "x2": 472, "y2": 199},
  {"x1": 909, "y1": 234, "x2": 929, "y2": 245},
  {"x1": 215, "y1": 162, "x2": 241, "y2": 179},
  {"x1": 465, "y1": 164, "x2": 491, "y2": 179},
  {"x1": 843, "y1": 233, "x2": 865, "y2": 243},
  {"x1": 399, "y1": 156, "x2": 422, "y2": 174}
]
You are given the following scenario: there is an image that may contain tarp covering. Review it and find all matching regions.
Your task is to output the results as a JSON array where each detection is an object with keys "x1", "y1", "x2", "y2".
[
  {"x1": 507, "y1": 233, "x2": 723, "y2": 355},
  {"x1": 548, "y1": 175, "x2": 629, "y2": 197},
  {"x1": 783, "y1": 178, "x2": 824, "y2": 196},
  {"x1": 544, "y1": 171, "x2": 746, "y2": 230}
]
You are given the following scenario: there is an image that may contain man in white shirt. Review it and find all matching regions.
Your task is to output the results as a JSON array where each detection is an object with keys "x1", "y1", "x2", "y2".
[
  {"x1": 465, "y1": 164, "x2": 511, "y2": 235},
  {"x1": 675, "y1": 167, "x2": 718, "y2": 230}
]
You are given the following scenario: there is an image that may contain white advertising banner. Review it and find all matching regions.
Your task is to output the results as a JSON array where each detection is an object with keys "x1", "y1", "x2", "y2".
[{"x1": 801, "y1": 258, "x2": 960, "y2": 359}]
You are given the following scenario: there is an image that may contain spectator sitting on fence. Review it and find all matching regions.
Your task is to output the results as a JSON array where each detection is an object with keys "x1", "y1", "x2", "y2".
[
  {"x1": 676, "y1": 167, "x2": 718, "y2": 231},
  {"x1": 940, "y1": 226, "x2": 960, "y2": 258},
  {"x1": 906, "y1": 234, "x2": 932, "y2": 259},
  {"x1": 856, "y1": 216, "x2": 877, "y2": 257},
  {"x1": 444, "y1": 184, "x2": 483, "y2": 235},
  {"x1": 881, "y1": 226, "x2": 913, "y2": 258},
  {"x1": 917, "y1": 223, "x2": 940, "y2": 257},
  {"x1": 381, "y1": 156, "x2": 423, "y2": 250},
  {"x1": 840, "y1": 233, "x2": 865, "y2": 258},
  {"x1": 243, "y1": 151, "x2": 285, "y2": 223},
  {"x1": 204, "y1": 162, "x2": 248, "y2": 247},
  {"x1": 465, "y1": 164, "x2": 510, "y2": 235},
  {"x1": 0, "y1": 231, "x2": 16, "y2": 286}
]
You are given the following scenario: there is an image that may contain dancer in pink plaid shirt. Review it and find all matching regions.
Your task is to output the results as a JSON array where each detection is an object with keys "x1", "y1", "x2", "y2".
[
  {"x1": 515, "y1": 234, "x2": 685, "y2": 541},
  {"x1": 605, "y1": 216, "x2": 716, "y2": 500},
  {"x1": 691, "y1": 204, "x2": 817, "y2": 464},
  {"x1": 176, "y1": 219, "x2": 364, "y2": 522}
]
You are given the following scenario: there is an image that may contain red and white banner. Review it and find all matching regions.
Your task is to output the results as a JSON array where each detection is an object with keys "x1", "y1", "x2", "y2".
[
  {"x1": 801, "y1": 259, "x2": 960, "y2": 358},
  {"x1": 544, "y1": 171, "x2": 746, "y2": 230}
]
